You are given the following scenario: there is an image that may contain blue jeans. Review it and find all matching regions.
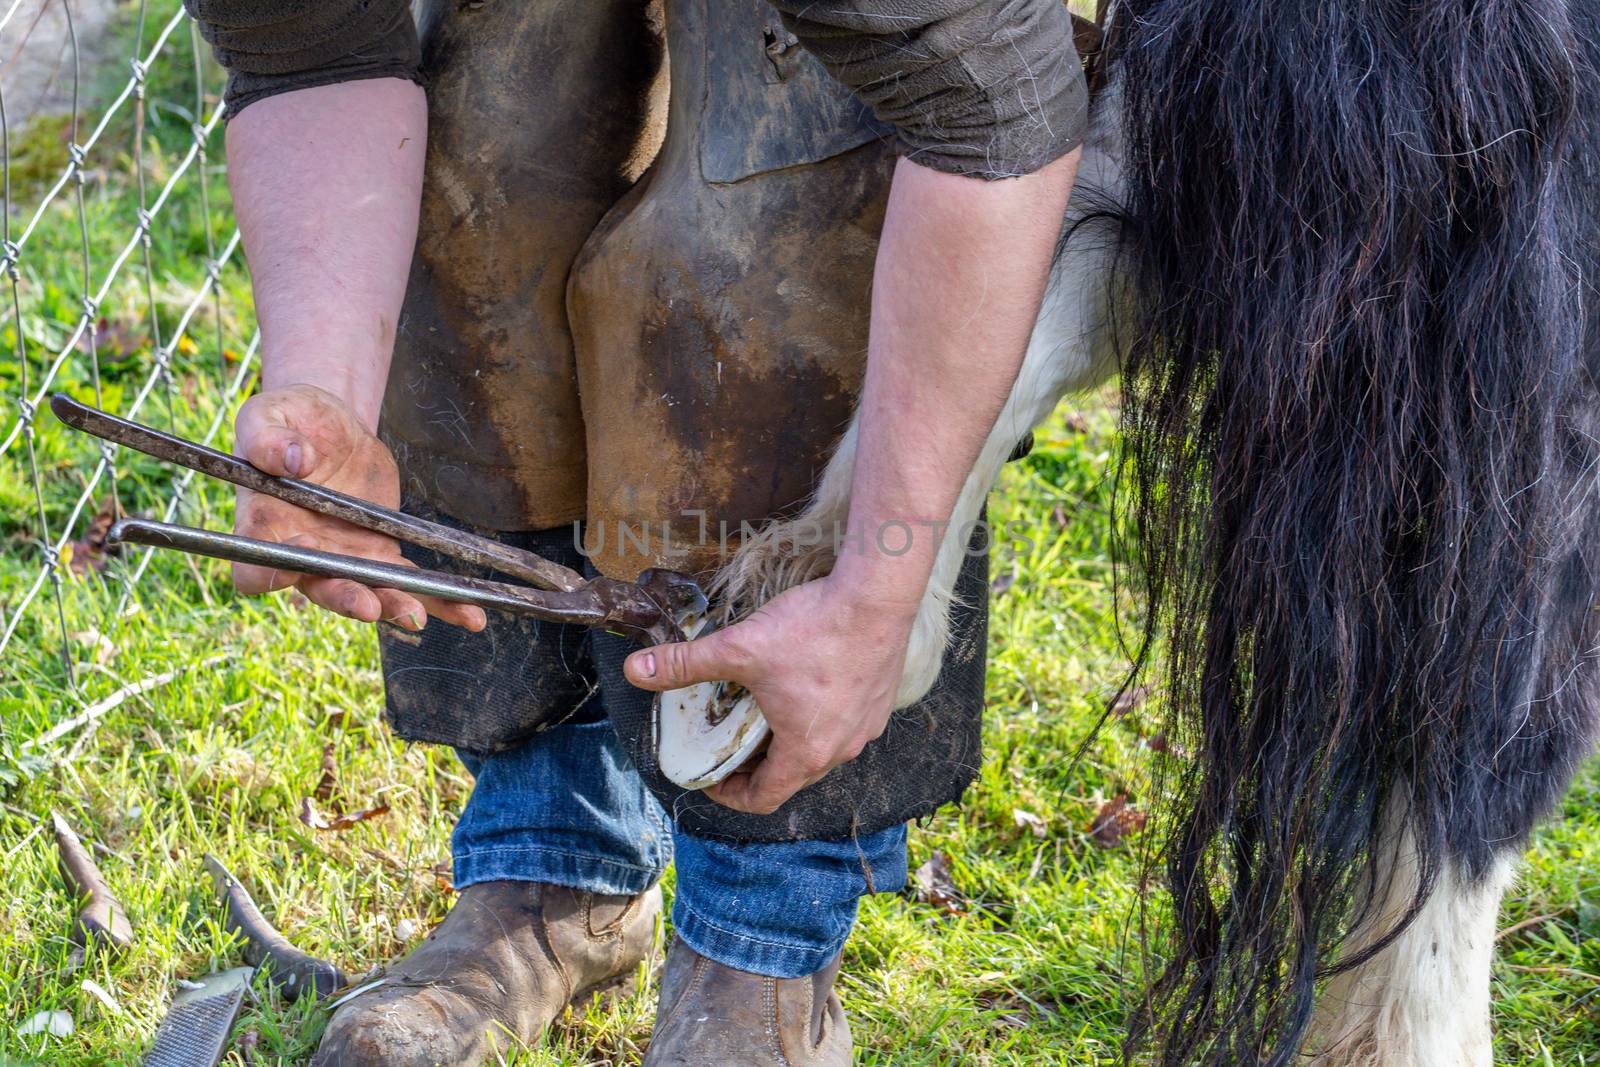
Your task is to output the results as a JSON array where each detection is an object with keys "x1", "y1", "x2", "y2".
[{"x1": 453, "y1": 718, "x2": 908, "y2": 978}]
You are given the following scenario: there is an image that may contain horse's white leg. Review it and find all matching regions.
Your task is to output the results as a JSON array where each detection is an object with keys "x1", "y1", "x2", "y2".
[
  {"x1": 1309, "y1": 818, "x2": 1515, "y2": 1067},
  {"x1": 714, "y1": 82, "x2": 1126, "y2": 706},
  {"x1": 886, "y1": 214, "x2": 1122, "y2": 704}
]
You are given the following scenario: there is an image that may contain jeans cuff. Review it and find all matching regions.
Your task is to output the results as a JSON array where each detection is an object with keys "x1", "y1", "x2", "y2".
[
  {"x1": 671, "y1": 897, "x2": 852, "y2": 979},
  {"x1": 454, "y1": 843, "x2": 663, "y2": 897}
]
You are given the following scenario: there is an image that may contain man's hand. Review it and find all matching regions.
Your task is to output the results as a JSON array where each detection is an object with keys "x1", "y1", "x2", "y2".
[
  {"x1": 231, "y1": 383, "x2": 487, "y2": 632},
  {"x1": 623, "y1": 575, "x2": 915, "y2": 814}
]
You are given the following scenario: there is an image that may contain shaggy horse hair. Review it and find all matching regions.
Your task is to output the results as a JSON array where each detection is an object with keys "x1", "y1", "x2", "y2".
[
  {"x1": 1111, "y1": 0, "x2": 1600, "y2": 1062},
  {"x1": 722, "y1": 1, "x2": 1600, "y2": 1063}
]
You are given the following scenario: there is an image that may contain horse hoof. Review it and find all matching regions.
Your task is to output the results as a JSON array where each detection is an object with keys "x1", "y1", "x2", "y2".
[{"x1": 653, "y1": 623, "x2": 770, "y2": 790}]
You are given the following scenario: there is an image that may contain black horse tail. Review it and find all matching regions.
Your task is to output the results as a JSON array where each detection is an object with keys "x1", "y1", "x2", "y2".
[{"x1": 1109, "y1": 1, "x2": 1600, "y2": 1063}]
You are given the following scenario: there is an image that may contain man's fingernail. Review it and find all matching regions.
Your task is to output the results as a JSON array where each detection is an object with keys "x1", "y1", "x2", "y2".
[
  {"x1": 408, "y1": 611, "x2": 425, "y2": 631},
  {"x1": 637, "y1": 652, "x2": 656, "y2": 678},
  {"x1": 284, "y1": 442, "x2": 303, "y2": 477}
]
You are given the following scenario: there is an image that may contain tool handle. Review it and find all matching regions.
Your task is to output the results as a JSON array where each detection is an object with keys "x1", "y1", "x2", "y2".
[
  {"x1": 204, "y1": 855, "x2": 347, "y2": 1002},
  {"x1": 50, "y1": 393, "x2": 585, "y2": 593},
  {"x1": 109, "y1": 517, "x2": 610, "y2": 626}
]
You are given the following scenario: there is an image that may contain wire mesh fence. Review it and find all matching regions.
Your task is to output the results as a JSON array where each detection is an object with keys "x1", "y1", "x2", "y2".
[{"x1": 0, "y1": 0, "x2": 255, "y2": 710}]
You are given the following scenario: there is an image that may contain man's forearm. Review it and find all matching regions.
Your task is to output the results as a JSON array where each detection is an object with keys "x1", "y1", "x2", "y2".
[
  {"x1": 831, "y1": 152, "x2": 1080, "y2": 612},
  {"x1": 226, "y1": 78, "x2": 427, "y2": 430}
]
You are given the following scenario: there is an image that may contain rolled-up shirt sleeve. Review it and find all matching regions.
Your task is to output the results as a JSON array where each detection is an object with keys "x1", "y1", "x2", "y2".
[
  {"x1": 184, "y1": 0, "x2": 421, "y2": 119},
  {"x1": 767, "y1": 0, "x2": 1087, "y2": 179}
]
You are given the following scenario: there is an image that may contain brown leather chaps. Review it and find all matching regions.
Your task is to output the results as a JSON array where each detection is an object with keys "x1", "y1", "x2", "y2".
[{"x1": 376, "y1": 0, "x2": 990, "y2": 840}]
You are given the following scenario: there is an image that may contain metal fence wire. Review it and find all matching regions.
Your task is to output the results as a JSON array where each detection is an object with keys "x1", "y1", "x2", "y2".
[{"x1": 0, "y1": 0, "x2": 256, "y2": 694}]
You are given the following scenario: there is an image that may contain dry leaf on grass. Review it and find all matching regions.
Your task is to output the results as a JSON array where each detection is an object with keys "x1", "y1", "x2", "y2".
[
  {"x1": 68, "y1": 629, "x2": 118, "y2": 665},
  {"x1": 179, "y1": 748, "x2": 275, "y2": 793},
  {"x1": 62, "y1": 498, "x2": 124, "y2": 577},
  {"x1": 299, "y1": 797, "x2": 390, "y2": 832},
  {"x1": 1012, "y1": 809, "x2": 1048, "y2": 838},
  {"x1": 62, "y1": 540, "x2": 108, "y2": 576},
  {"x1": 79, "y1": 979, "x2": 123, "y2": 1017},
  {"x1": 432, "y1": 861, "x2": 455, "y2": 894},
  {"x1": 1089, "y1": 794, "x2": 1148, "y2": 848},
  {"x1": 912, "y1": 851, "x2": 967, "y2": 917},
  {"x1": 312, "y1": 742, "x2": 338, "y2": 803},
  {"x1": 16, "y1": 1009, "x2": 73, "y2": 1038},
  {"x1": 76, "y1": 317, "x2": 149, "y2": 362},
  {"x1": 233, "y1": 1027, "x2": 262, "y2": 1061}
]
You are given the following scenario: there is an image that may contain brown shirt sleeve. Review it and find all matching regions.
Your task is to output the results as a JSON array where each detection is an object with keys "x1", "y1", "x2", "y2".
[
  {"x1": 765, "y1": 0, "x2": 1088, "y2": 179},
  {"x1": 184, "y1": 0, "x2": 422, "y2": 118}
]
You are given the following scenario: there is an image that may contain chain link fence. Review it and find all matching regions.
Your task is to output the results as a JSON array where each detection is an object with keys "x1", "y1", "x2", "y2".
[{"x1": 0, "y1": 0, "x2": 255, "y2": 705}]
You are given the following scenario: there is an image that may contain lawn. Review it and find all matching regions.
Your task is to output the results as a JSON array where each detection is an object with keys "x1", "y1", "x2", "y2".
[{"x1": 1, "y1": 6, "x2": 1597, "y2": 1066}]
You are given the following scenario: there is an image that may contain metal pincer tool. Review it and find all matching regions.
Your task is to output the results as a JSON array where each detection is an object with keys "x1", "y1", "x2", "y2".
[
  {"x1": 51, "y1": 394, "x2": 769, "y2": 789},
  {"x1": 50, "y1": 394, "x2": 708, "y2": 645}
]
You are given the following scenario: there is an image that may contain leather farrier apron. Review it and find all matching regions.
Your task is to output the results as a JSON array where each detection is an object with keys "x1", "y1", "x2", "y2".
[{"x1": 377, "y1": 0, "x2": 991, "y2": 840}]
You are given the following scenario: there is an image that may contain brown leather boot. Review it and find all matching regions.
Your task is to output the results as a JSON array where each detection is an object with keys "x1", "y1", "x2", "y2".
[
  {"x1": 641, "y1": 939, "x2": 852, "y2": 1066},
  {"x1": 311, "y1": 880, "x2": 660, "y2": 1067}
]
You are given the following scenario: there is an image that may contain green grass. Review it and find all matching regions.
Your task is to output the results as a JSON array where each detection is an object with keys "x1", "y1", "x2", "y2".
[
  {"x1": 1, "y1": 8, "x2": 1597, "y2": 1064},
  {"x1": 2, "y1": 407, "x2": 1596, "y2": 1066}
]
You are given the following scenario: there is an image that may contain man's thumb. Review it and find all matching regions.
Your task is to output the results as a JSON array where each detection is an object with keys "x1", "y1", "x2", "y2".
[
  {"x1": 624, "y1": 634, "x2": 727, "y2": 692},
  {"x1": 243, "y1": 422, "x2": 317, "y2": 479}
]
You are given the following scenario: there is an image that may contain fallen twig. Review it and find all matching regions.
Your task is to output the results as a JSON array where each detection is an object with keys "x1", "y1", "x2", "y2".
[
  {"x1": 3, "y1": 821, "x2": 42, "y2": 862},
  {"x1": 24, "y1": 653, "x2": 231, "y2": 751},
  {"x1": 1504, "y1": 963, "x2": 1600, "y2": 983},
  {"x1": 9, "y1": 802, "x2": 121, "y2": 860},
  {"x1": 1496, "y1": 911, "x2": 1567, "y2": 942},
  {"x1": 205, "y1": 854, "x2": 348, "y2": 1001},
  {"x1": 2, "y1": 801, "x2": 40, "y2": 824}
]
